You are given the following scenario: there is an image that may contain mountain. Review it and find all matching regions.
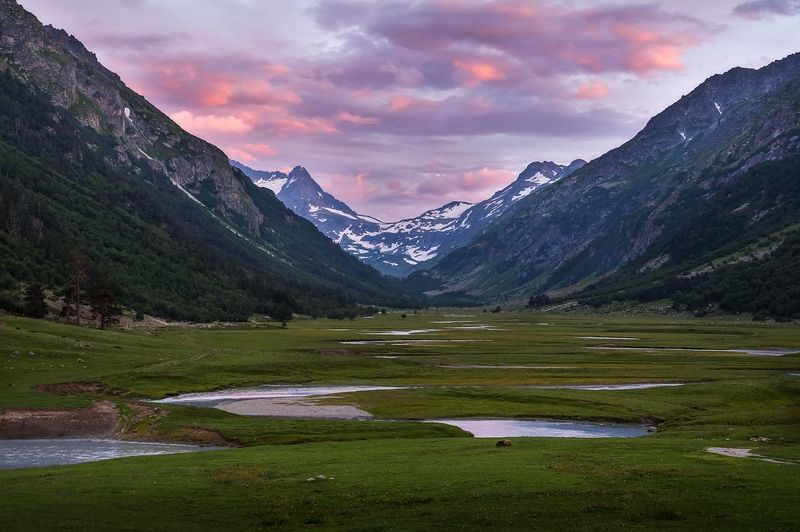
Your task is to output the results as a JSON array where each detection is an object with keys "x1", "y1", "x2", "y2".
[
  {"x1": 0, "y1": 0, "x2": 411, "y2": 320},
  {"x1": 408, "y1": 52, "x2": 800, "y2": 317},
  {"x1": 234, "y1": 160, "x2": 585, "y2": 276},
  {"x1": 575, "y1": 150, "x2": 800, "y2": 319}
]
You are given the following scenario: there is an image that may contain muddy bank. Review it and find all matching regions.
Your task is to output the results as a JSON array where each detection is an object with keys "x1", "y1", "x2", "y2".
[
  {"x1": 0, "y1": 401, "x2": 119, "y2": 439},
  {"x1": 0, "y1": 400, "x2": 229, "y2": 446}
]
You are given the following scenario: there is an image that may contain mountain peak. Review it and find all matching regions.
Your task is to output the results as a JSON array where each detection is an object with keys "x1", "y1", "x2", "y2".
[
  {"x1": 289, "y1": 166, "x2": 311, "y2": 177},
  {"x1": 564, "y1": 159, "x2": 588, "y2": 176}
]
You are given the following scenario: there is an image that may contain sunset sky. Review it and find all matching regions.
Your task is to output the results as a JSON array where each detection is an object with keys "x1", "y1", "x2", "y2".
[{"x1": 21, "y1": 0, "x2": 800, "y2": 220}]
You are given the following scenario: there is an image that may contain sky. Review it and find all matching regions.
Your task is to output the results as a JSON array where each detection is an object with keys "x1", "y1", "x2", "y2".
[{"x1": 21, "y1": 0, "x2": 800, "y2": 221}]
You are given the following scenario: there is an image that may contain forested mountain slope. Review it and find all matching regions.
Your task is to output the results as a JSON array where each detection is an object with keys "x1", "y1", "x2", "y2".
[
  {"x1": 0, "y1": 0, "x2": 410, "y2": 320},
  {"x1": 409, "y1": 52, "x2": 800, "y2": 318}
]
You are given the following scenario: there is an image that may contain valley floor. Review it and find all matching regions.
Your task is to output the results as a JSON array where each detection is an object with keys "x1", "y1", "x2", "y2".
[{"x1": 1, "y1": 311, "x2": 799, "y2": 530}]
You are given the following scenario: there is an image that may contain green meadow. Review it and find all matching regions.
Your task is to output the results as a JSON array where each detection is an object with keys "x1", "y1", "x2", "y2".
[{"x1": 1, "y1": 311, "x2": 799, "y2": 530}]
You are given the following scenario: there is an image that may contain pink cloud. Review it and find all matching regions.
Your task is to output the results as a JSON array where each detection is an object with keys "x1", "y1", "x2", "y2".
[
  {"x1": 336, "y1": 111, "x2": 379, "y2": 125},
  {"x1": 316, "y1": 171, "x2": 381, "y2": 204},
  {"x1": 417, "y1": 166, "x2": 515, "y2": 199},
  {"x1": 243, "y1": 143, "x2": 279, "y2": 157},
  {"x1": 627, "y1": 46, "x2": 684, "y2": 73},
  {"x1": 225, "y1": 147, "x2": 256, "y2": 163},
  {"x1": 316, "y1": 1, "x2": 714, "y2": 78},
  {"x1": 453, "y1": 59, "x2": 506, "y2": 84},
  {"x1": 199, "y1": 81, "x2": 234, "y2": 106},
  {"x1": 388, "y1": 95, "x2": 438, "y2": 111},
  {"x1": 262, "y1": 116, "x2": 338, "y2": 136},
  {"x1": 225, "y1": 143, "x2": 278, "y2": 163},
  {"x1": 171, "y1": 110, "x2": 253, "y2": 134},
  {"x1": 576, "y1": 81, "x2": 611, "y2": 100}
]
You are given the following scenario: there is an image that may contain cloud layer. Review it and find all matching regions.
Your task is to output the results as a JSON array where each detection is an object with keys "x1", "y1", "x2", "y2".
[{"x1": 20, "y1": 0, "x2": 800, "y2": 219}]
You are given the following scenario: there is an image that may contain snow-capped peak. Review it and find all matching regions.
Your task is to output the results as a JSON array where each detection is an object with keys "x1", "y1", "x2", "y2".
[
  {"x1": 233, "y1": 158, "x2": 584, "y2": 277},
  {"x1": 419, "y1": 201, "x2": 474, "y2": 220}
]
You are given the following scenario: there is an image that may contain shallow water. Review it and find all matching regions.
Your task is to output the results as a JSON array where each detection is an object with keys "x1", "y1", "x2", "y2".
[
  {"x1": 437, "y1": 364, "x2": 574, "y2": 370},
  {"x1": 577, "y1": 336, "x2": 639, "y2": 340},
  {"x1": 427, "y1": 419, "x2": 649, "y2": 438},
  {"x1": 155, "y1": 385, "x2": 404, "y2": 407},
  {"x1": 587, "y1": 346, "x2": 799, "y2": 356},
  {"x1": 364, "y1": 329, "x2": 442, "y2": 336},
  {"x1": 341, "y1": 339, "x2": 492, "y2": 345},
  {"x1": 533, "y1": 383, "x2": 685, "y2": 391},
  {"x1": 450, "y1": 324, "x2": 503, "y2": 331},
  {"x1": 0, "y1": 439, "x2": 212, "y2": 470}
]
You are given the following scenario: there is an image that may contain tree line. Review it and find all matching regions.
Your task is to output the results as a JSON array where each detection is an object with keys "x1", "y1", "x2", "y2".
[{"x1": 14, "y1": 254, "x2": 122, "y2": 329}]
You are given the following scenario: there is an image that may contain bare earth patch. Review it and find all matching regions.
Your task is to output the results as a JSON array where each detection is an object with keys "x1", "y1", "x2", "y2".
[{"x1": 0, "y1": 401, "x2": 119, "y2": 438}]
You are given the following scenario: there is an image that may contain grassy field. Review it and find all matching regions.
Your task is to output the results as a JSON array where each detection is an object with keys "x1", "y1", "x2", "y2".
[{"x1": 1, "y1": 311, "x2": 800, "y2": 530}]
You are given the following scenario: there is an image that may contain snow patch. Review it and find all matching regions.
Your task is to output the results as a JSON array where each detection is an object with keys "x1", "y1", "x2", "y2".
[
  {"x1": 525, "y1": 172, "x2": 551, "y2": 186},
  {"x1": 434, "y1": 202, "x2": 473, "y2": 218},
  {"x1": 170, "y1": 179, "x2": 203, "y2": 206},
  {"x1": 254, "y1": 177, "x2": 288, "y2": 194},
  {"x1": 714, "y1": 101, "x2": 722, "y2": 114},
  {"x1": 406, "y1": 245, "x2": 439, "y2": 262},
  {"x1": 512, "y1": 186, "x2": 535, "y2": 201},
  {"x1": 321, "y1": 207, "x2": 359, "y2": 221}
]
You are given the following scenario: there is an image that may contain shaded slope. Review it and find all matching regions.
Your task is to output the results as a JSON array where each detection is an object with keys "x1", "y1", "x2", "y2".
[
  {"x1": 411, "y1": 53, "x2": 800, "y2": 303},
  {"x1": 0, "y1": 0, "x2": 410, "y2": 319}
]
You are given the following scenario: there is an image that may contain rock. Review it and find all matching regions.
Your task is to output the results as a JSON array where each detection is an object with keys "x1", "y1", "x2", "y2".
[
  {"x1": 750, "y1": 436, "x2": 771, "y2": 443},
  {"x1": 495, "y1": 439, "x2": 512, "y2": 447}
]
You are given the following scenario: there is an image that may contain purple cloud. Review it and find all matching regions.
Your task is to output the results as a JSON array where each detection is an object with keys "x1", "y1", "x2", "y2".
[
  {"x1": 734, "y1": 0, "x2": 800, "y2": 19},
  {"x1": 16, "y1": 0, "x2": 795, "y2": 219}
]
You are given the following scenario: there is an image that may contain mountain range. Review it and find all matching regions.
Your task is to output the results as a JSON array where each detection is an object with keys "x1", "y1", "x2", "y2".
[{"x1": 233, "y1": 159, "x2": 585, "y2": 277}]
